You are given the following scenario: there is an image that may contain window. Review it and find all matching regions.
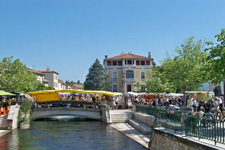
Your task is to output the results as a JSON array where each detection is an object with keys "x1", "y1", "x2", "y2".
[
  {"x1": 127, "y1": 85, "x2": 132, "y2": 92},
  {"x1": 113, "y1": 61, "x2": 117, "y2": 66},
  {"x1": 113, "y1": 85, "x2": 118, "y2": 92},
  {"x1": 146, "y1": 61, "x2": 150, "y2": 65},
  {"x1": 141, "y1": 72, "x2": 145, "y2": 79},
  {"x1": 141, "y1": 86, "x2": 145, "y2": 92},
  {"x1": 118, "y1": 61, "x2": 122, "y2": 66},
  {"x1": 54, "y1": 74, "x2": 58, "y2": 79},
  {"x1": 136, "y1": 61, "x2": 140, "y2": 65},
  {"x1": 127, "y1": 60, "x2": 132, "y2": 65},
  {"x1": 107, "y1": 61, "x2": 111, "y2": 66},
  {"x1": 141, "y1": 61, "x2": 145, "y2": 65},
  {"x1": 126, "y1": 70, "x2": 134, "y2": 78},
  {"x1": 113, "y1": 72, "x2": 117, "y2": 80}
]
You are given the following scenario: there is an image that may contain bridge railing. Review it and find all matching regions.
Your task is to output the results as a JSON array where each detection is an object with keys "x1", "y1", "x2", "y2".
[
  {"x1": 135, "y1": 104, "x2": 225, "y2": 145},
  {"x1": 34, "y1": 101, "x2": 100, "y2": 109}
]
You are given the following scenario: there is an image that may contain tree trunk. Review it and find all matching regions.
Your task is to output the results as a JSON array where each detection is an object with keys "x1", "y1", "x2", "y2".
[{"x1": 183, "y1": 86, "x2": 186, "y2": 107}]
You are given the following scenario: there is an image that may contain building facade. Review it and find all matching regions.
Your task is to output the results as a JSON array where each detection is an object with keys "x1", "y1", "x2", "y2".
[
  {"x1": 29, "y1": 69, "x2": 49, "y2": 87},
  {"x1": 39, "y1": 69, "x2": 61, "y2": 90},
  {"x1": 104, "y1": 52, "x2": 153, "y2": 93}
]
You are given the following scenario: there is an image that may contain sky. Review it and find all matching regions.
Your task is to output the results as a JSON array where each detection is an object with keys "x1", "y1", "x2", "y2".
[{"x1": 0, "y1": 0, "x2": 225, "y2": 83}]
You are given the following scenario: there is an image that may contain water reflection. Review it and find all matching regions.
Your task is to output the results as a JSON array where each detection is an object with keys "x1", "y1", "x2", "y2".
[{"x1": 0, "y1": 119, "x2": 147, "y2": 150}]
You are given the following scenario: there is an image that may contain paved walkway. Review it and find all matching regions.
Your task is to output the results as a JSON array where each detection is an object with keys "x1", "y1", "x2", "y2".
[
  {"x1": 110, "y1": 123, "x2": 150, "y2": 149},
  {"x1": 0, "y1": 130, "x2": 10, "y2": 137}
]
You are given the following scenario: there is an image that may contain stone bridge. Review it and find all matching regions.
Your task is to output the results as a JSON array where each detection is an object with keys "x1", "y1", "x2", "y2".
[{"x1": 32, "y1": 107, "x2": 102, "y2": 120}]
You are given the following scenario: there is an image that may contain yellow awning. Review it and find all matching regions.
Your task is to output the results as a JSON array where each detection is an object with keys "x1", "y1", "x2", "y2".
[
  {"x1": 28, "y1": 90, "x2": 56, "y2": 95},
  {"x1": 28, "y1": 90, "x2": 119, "y2": 96}
]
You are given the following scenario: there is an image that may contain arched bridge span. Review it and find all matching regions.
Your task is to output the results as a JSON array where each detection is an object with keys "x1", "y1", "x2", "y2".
[{"x1": 32, "y1": 107, "x2": 101, "y2": 120}]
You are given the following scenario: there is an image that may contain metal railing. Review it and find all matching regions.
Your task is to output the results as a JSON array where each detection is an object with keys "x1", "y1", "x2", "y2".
[{"x1": 135, "y1": 104, "x2": 225, "y2": 145}]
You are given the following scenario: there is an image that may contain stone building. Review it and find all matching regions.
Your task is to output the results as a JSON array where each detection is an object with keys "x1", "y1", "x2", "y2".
[
  {"x1": 103, "y1": 52, "x2": 153, "y2": 93},
  {"x1": 29, "y1": 69, "x2": 49, "y2": 87},
  {"x1": 39, "y1": 69, "x2": 60, "y2": 90}
]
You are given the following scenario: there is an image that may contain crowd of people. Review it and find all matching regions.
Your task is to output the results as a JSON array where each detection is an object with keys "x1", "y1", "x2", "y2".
[
  {"x1": 187, "y1": 96, "x2": 224, "y2": 119},
  {"x1": 111, "y1": 94, "x2": 184, "y2": 110}
]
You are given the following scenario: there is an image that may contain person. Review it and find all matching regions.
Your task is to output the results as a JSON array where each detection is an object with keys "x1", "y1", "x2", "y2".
[
  {"x1": 92, "y1": 96, "x2": 96, "y2": 108},
  {"x1": 197, "y1": 100, "x2": 205, "y2": 112},
  {"x1": 187, "y1": 96, "x2": 193, "y2": 110},
  {"x1": 204, "y1": 100, "x2": 212, "y2": 113},
  {"x1": 213, "y1": 98, "x2": 222, "y2": 120},
  {"x1": 192, "y1": 98, "x2": 198, "y2": 112},
  {"x1": 217, "y1": 97, "x2": 224, "y2": 113}
]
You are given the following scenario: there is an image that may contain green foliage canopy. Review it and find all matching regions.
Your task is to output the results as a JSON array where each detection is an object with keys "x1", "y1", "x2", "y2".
[
  {"x1": 84, "y1": 59, "x2": 111, "y2": 91},
  {"x1": 160, "y1": 37, "x2": 208, "y2": 106},
  {"x1": 205, "y1": 28, "x2": 225, "y2": 84},
  {"x1": 0, "y1": 57, "x2": 37, "y2": 92}
]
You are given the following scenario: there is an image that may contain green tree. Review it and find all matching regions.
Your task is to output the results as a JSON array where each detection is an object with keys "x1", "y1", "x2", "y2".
[
  {"x1": 205, "y1": 28, "x2": 225, "y2": 99},
  {"x1": 145, "y1": 70, "x2": 176, "y2": 93},
  {"x1": 161, "y1": 37, "x2": 208, "y2": 106},
  {"x1": 77, "y1": 80, "x2": 80, "y2": 84},
  {"x1": 32, "y1": 81, "x2": 55, "y2": 91},
  {"x1": 84, "y1": 59, "x2": 110, "y2": 91},
  {"x1": 134, "y1": 82, "x2": 141, "y2": 92},
  {"x1": 0, "y1": 57, "x2": 37, "y2": 92}
]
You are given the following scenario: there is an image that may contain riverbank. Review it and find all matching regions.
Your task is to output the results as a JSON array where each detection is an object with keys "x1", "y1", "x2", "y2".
[
  {"x1": 110, "y1": 123, "x2": 150, "y2": 149},
  {"x1": 0, "y1": 130, "x2": 11, "y2": 137}
]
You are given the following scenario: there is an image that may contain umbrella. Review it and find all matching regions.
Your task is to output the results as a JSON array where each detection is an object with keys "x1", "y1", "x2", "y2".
[{"x1": 0, "y1": 90, "x2": 15, "y2": 96}]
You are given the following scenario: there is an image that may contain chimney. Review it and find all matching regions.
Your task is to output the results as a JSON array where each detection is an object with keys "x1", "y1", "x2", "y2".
[
  {"x1": 148, "y1": 52, "x2": 151, "y2": 58},
  {"x1": 105, "y1": 55, "x2": 108, "y2": 59}
]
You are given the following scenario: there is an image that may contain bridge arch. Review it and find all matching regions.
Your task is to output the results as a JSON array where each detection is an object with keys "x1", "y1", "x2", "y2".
[{"x1": 32, "y1": 107, "x2": 102, "y2": 120}]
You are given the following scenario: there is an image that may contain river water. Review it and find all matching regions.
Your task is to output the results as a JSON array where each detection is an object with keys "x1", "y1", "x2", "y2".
[{"x1": 0, "y1": 119, "x2": 147, "y2": 150}]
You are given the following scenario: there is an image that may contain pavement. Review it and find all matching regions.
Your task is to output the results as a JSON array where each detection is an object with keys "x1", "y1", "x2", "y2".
[
  {"x1": 0, "y1": 130, "x2": 10, "y2": 137},
  {"x1": 110, "y1": 123, "x2": 150, "y2": 149}
]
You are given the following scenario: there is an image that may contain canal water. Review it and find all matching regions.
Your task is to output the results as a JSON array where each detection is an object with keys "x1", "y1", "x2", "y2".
[{"x1": 0, "y1": 119, "x2": 147, "y2": 150}]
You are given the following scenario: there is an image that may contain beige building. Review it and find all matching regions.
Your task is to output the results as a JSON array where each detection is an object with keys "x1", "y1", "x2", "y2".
[
  {"x1": 104, "y1": 52, "x2": 153, "y2": 93},
  {"x1": 58, "y1": 79, "x2": 66, "y2": 90},
  {"x1": 66, "y1": 84, "x2": 84, "y2": 90},
  {"x1": 29, "y1": 69, "x2": 49, "y2": 87},
  {"x1": 39, "y1": 69, "x2": 61, "y2": 90}
]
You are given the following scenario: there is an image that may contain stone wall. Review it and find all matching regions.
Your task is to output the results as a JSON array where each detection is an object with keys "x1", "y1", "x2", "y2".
[
  {"x1": 101, "y1": 104, "x2": 112, "y2": 123},
  {"x1": 149, "y1": 128, "x2": 221, "y2": 150},
  {"x1": 7, "y1": 105, "x2": 20, "y2": 130},
  {"x1": 0, "y1": 115, "x2": 9, "y2": 130},
  {"x1": 134, "y1": 112, "x2": 155, "y2": 127}
]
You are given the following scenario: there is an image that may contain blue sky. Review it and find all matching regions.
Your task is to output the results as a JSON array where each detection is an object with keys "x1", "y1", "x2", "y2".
[{"x1": 1, "y1": 0, "x2": 225, "y2": 83}]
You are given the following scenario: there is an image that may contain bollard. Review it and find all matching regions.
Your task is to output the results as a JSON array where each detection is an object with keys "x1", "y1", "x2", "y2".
[
  {"x1": 6, "y1": 106, "x2": 10, "y2": 114},
  {"x1": 3, "y1": 107, "x2": 6, "y2": 115},
  {"x1": 0, "y1": 108, "x2": 3, "y2": 115}
]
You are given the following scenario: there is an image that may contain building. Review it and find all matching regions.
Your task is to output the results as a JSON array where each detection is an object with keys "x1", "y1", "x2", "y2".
[
  {"x1": 29, "y1": 69, "x2": 49, "y2": 87},
  {"x1": 39, "y1": 69, "x2": 61, "y2": 90},
  {"x1": 58, "y1": 79, "x2": 66, "y2": 90},
  {"x1": 103, "y1": 52, "x2": 154, "y2": 93},
  {"x1": 66, "y1": 84, "x2": 84, "y2": 90}
]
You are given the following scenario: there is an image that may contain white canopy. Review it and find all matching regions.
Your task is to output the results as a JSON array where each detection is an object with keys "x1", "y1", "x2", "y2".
[
  {"x1": 59, "y1": 92, "x2": 70, "y2": 95},
  {"x1": 165, "y1": 93, "x2": 183, "y2": 97},
  {"x1": 127, "y1": 92, "x2": 145, "y2": 96}
]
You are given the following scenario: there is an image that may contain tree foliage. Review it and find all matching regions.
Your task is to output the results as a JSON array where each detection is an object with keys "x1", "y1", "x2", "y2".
[
  {"x1": 205, "y1": 28, "x2": 225, "y2": 84},
  {"x1": 160, "y1": 37, "x2": 208, "y2": 106},
  {"x1": 33, "y1": 81, "x2": 55, "y2": 91},
  {"x1": 84, "y1": 59, "x2": 111, "y2": 91},
  {"x1": 145, "y1": 69, "x2": 176, "y2": 93},
  {"x1": 65, "y1": 80, "x2": 83, "y2": 85},
  {"x1": 0, "y1": 57, "x2": 37, "y2": 92}
]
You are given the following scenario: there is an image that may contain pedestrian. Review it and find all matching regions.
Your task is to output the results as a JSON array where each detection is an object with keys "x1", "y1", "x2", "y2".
[{"x1": 92, "y1": 96, "x2": 96, "y2": 108}]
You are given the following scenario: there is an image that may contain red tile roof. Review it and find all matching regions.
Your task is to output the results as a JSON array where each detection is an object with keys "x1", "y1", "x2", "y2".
[
  {"x1": 105, "y1": 53, "x2": 151, "y2": 60},
  {"x1": 39, "y1": 69, "x2": 59, "y2": 75},
  {"x1": 28, "y1": 69, "x2": 44, "y2": 75}
]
